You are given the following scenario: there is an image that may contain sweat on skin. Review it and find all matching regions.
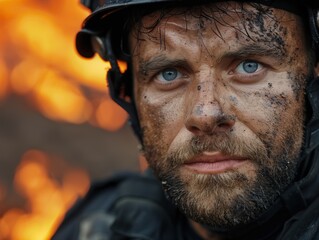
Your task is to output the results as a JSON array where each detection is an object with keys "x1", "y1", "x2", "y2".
[{"x1": 129, "y1": 2, "x2": 311, "y2": 239}]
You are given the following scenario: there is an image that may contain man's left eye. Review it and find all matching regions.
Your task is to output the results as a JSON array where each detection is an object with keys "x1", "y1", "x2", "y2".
[{"x1": 235, "y1": 60, "x2": 262, "y2": 74}]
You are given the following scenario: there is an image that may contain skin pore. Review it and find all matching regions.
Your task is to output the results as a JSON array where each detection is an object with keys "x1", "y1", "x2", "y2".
[{"x1": 129, "y1": 2, "x2": 311, "y2": 239}]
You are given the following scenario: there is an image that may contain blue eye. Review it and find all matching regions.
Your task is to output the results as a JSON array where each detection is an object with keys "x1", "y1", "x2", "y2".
[
  {"x1": 159, "y1": 68, "x2": 180, "y2": 81},
  {"x1": 236, "y1": 61, "x2": 261, "y2": 74}
]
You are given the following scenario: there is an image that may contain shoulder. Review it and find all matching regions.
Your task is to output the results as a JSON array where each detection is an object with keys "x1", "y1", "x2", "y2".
[
  {"x1": 279, "y1": 196, "x2": 319, "y2": 240},
  {"x1": 51, "y1": 170, "x2": 179, "y2": 240},
  {"x1": 51, "y1": 172, "x2": 143, "y2": 240}
]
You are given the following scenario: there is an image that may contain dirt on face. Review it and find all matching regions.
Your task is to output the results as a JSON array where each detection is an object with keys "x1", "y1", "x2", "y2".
[{"x1": 130, "y1": 2, "x2": 310, "y2": 232}]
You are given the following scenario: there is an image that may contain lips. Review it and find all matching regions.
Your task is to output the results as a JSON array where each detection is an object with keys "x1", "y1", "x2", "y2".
[{"x1": 183, "y1": 151, "x2": 248, "y2": 174}]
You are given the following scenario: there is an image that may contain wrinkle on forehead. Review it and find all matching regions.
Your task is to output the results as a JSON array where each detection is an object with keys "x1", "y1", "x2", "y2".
[
  {"x1": 137, "y1": 2, "x2": 275, "y2": 32},
  {"x1": 129, "y1": 1, "x2": 303, "y2": 58}
]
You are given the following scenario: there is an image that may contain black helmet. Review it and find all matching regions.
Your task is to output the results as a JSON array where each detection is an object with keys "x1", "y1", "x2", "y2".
[
  {"x1": 77, "y1": 0, "x2": 319, "y2": 58},
  {"x1": 76, "y1": 0, "x2": 319, "y2": 146},
  {"x1": 77, "y1": 0, "x2": 318, "y2": 59}
]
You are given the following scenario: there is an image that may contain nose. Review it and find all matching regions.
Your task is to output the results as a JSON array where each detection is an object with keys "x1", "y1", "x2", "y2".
[{"x1": 185, "y1": 90, "x2": 235, "y2": 136}]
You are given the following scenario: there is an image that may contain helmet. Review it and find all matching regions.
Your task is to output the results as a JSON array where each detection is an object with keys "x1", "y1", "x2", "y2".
[
  {"x1": 77, "y1": 0, "x2": 319, "y2": 59},
  {"x1": 76, "y1": 0, "x2": 319, "y2": 147}
]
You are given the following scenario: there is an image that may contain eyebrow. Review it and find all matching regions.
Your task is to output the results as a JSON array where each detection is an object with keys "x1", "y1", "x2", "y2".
[
  {"x1": 219, "y1": 43, "x2": 286, "y2": 62},
  {"x1": 138, "y1": 55, "x2": 189, "y2": 76}
]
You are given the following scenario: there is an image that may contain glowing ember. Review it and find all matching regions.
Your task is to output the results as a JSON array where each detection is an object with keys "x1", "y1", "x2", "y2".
[{"x1": 0, "y1": 150, "x2": 90, "y2": 240}]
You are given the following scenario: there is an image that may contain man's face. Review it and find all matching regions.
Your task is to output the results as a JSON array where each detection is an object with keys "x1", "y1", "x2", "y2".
[{"x1": 130, "y1": 2, "x2": 309, "y2": 230}]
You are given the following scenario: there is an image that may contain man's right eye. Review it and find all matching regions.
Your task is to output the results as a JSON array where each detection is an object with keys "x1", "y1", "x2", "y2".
[
  {"x1": 157, "y1": 68, "x2": 181, "y2": 82},
  {"x1": 235, "y1": 60, "x2": 263, "y2": 74}
]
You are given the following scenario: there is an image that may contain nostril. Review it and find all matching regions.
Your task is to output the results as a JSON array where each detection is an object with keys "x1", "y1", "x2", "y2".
[
  {"x1": 188, "y1": 125, "x2": 202, "y2": 135},
  {"x1": 216, "y1": 116, "x2": 236, "y2": 130},
  {"x1": 218, "y1": 122, "x2": 231, "y2": 129},
  {"x1": 217, "y1": 122, "x2": 235, "y2": 132}
]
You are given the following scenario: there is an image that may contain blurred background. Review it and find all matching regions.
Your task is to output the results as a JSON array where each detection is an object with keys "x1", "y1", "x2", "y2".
[{"x1": 0, "y1": 1, "x2": 140, "y2": 239}]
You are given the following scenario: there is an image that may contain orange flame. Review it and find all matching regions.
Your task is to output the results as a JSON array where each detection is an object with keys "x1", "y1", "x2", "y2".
[
  {"x1": 1, "y1": 0, "x2": 128, "y2": 130},
  {"x1": 0, "y1": 1, "x2": 132, "y2": 239},
  {"x1": 0, "y1": 150, "x2": 90, "y2": 240}
]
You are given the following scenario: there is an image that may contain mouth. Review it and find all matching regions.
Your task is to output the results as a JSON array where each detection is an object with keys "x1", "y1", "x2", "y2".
[{"x1": 183, "y1": 151, "x2": 249, "y2": 174}]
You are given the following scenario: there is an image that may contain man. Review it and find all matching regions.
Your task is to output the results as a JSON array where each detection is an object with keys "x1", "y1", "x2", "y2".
[{"x1": 53, "y1": 1, "x2": 319, "y2": 239}]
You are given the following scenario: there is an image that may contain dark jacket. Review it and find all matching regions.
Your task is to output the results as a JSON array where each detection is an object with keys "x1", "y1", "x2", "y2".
[
  {"x1": 51, "y1": 165, "x2": 319, "y2": 240},
  {"x1": 51, "y1": 171, "x2": 201, "y2": 240}
]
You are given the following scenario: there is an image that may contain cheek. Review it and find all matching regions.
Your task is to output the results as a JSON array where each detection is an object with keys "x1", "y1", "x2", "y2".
[
  {"x1": 232, "y1": 81, "x2": 305, "y2": 156},
  {"x1": 137, "y1": 88, "x2": 186, "y2": 151}
]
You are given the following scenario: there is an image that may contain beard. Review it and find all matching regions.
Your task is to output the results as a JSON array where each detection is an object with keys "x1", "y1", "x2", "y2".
[{"x1": 143, "y1": 131, "x2": 301, "y2": 232}]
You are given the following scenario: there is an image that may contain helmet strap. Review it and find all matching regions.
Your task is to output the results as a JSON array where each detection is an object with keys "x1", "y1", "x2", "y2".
[{"x1": 98, "y1": 30, "x2": 143, "y2": 143}]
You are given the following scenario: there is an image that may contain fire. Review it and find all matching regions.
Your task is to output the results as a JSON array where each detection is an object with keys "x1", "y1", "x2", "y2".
[
  {"x1": 0, "y1": 0, "x2": 132, "y2": 239},
  {"x1": 0, "y1": 150, "x2": 90, "y2": 240},
  {"x1": 1, "y1": 0, "x2": 128, "y2": 130}
]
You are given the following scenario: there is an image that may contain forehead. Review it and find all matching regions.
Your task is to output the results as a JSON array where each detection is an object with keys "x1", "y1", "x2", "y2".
[
  {"x1": 129, "y1": 2, "x2": 305, "y2": 58},
  {"x1": 140, "y1": 2, "x2": 278, "y2": 30}
]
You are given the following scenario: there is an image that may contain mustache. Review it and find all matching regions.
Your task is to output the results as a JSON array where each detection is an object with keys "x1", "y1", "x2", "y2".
[{"x1": 166, "y1": 134, "x2": 268, "y2": 166}]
